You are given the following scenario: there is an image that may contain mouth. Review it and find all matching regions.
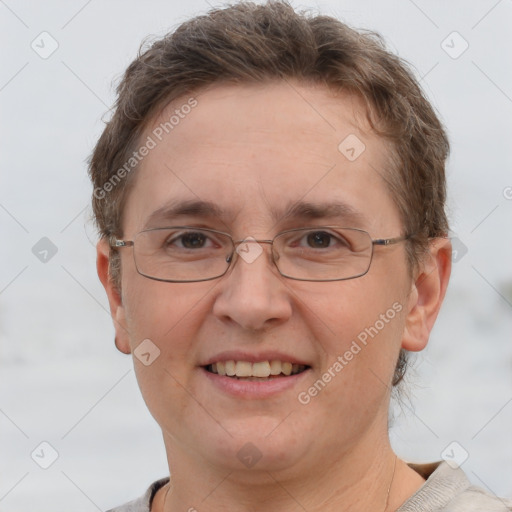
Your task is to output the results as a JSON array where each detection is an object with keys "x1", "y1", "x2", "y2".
[{"x1": 204, "y1": 360, "x2": 310, "y2": 381}]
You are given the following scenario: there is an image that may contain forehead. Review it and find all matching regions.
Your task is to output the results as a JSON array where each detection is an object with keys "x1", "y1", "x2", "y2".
[{"x1": 122, "y1": 81, "x2": 400, "y2": 235}]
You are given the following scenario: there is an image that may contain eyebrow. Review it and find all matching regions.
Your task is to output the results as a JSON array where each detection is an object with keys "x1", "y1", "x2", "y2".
[
  {"x1": 278, "y1": 201, "x2": 367, "y2": 226},
  {"x1": 143, "y1": 198, "x2": 367, "y2": 229},
  {"x1": 143, "y1": 199, "x2": 226, "y2": 229}
]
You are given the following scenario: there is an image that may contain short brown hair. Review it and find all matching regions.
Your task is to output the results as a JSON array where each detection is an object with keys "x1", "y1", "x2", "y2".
[{"x1": 88, "y1": 0, "x2": 450, "y2": 386}]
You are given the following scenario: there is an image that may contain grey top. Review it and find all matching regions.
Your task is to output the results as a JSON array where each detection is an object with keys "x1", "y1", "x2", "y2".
[{"x1": 106, "y1": 461, "x2": 512, "y2": 511}]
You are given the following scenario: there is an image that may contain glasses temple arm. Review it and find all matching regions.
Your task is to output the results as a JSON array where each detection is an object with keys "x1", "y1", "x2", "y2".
[
  {"x1": 372, "y1": 234, "x2": 412, "y2": 246},
  {"x1": 109, "y1": 238, "x2": 134, "y2": 248}
]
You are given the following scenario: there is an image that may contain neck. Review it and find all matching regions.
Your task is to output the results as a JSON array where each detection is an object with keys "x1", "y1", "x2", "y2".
[{"x1": 157, "y1": 434, "x2": 419, "y2": 512}]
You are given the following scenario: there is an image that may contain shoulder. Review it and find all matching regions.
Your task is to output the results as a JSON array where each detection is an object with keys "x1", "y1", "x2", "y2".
[
  {"x1": 398, "y1": 461, "x2": 512, "y2": 512},
  {"x1": 449, "y1": 484, "x2": 512, "y2": 511},
  {"x1": 106, "y1": 478, "x2": 170, "y2": 512}
]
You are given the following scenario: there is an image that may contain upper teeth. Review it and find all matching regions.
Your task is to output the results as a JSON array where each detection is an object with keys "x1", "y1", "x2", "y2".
[{"x1": 209, "y1": 360, "x2": 306, "y2": 377}]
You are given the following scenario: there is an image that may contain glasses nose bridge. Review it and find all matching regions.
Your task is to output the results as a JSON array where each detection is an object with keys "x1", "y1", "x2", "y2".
[
  {"x1": 228, "y1": 237, "x2": 279, "y2": 270},
  {"x1": 232, "y1": 237, "x2": 274, "y2": 247}
]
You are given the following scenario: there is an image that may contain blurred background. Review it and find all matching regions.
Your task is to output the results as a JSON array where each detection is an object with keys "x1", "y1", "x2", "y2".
[{"x1": 1, "y1": 0, "x2": 511, "y2": 510}]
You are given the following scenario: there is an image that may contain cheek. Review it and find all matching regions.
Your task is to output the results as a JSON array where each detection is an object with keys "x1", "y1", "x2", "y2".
[
  {"x1": 300, "y1": 292, "x2": 407, "y2": 418},
  {"x1": 295, "y1": 276, "x2": 408, "y2": 402},
  {"x1": 121, "y1": 279, "x2": 217, "y2": 415},
  {"x1": 298, "y1": 277, "x2": 406, "y2": 345},
  {"x1": 123, "y1": 278, "x2": 211, "y2": 351}
]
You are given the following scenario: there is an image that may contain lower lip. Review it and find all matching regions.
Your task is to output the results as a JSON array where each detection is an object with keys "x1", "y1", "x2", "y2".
[{"x1": 200, "y1": 367, "x2": 311, "y2": 399}]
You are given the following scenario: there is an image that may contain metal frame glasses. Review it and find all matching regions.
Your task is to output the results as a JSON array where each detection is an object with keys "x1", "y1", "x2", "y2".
[{"x1": 110, "y1": 226, "x2": 411, "y2": 283}]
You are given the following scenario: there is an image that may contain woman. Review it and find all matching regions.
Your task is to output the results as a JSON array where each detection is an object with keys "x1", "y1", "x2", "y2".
[{"x1": 89, "y1": 2, "x2": 512, "y2": 510}]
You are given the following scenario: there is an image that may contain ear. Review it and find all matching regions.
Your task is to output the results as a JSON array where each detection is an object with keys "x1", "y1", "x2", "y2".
[
  {"x1": 402, "y1": 237, "x2": 452, "y2": 352},
  {"x1": 97, "y1": 238, "x2": 131, "y2": 354}
]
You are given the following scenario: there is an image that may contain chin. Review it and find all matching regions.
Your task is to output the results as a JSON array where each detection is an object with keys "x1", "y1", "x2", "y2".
[{"x1": 194, "y1": 418, "x2": 309, "y2": 474}]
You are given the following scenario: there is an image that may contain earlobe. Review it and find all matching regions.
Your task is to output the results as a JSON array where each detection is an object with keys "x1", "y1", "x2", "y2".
[
  {"x1": 401, "y1": 238, "x2": 452, "y2": 352},
  {"x1": 114, "y1": 335, "x2": 130, "y2": 354},
  {"x1": 96, "y1": 239, "x2": 132, "y2": 355}
]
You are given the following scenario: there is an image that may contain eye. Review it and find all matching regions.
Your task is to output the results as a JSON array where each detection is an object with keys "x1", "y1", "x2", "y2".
[
  {"x1": 306, "y1": 231, "x2": 333, "y2": 248},
  {"x1": 300, "y1": 230, "x2": 350, "y2": 249},
  {"x1": 166, "y1": 231, "x2": 214, "y2": 249}
]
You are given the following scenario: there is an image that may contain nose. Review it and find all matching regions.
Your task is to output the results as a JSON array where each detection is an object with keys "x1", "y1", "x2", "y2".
[{"x1": 212, "y1": 238, "x2": 292, "y2": 331}]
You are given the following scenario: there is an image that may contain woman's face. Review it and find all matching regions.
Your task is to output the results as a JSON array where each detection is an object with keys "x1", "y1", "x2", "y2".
[{"x1": 102, "y1": 81, "x2": 418, "y2": 475}]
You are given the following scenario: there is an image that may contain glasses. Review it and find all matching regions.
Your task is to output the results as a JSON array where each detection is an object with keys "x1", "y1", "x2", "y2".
[{"x1": 110, "y1": 226, "x2": 410, "y2": 283}]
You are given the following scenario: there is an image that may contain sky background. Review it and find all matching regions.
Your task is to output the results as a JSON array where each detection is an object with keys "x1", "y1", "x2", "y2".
[{"x1": 1, "y1": 0, "x2": 511, "y2": 510}]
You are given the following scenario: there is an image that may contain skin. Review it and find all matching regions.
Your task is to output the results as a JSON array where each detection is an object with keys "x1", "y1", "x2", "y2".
[{"x1": 97, "y1": 81, "x2": 451, "y2": 512}]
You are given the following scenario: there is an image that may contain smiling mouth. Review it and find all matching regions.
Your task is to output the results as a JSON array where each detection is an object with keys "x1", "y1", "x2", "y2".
[{"x1": 204, "y1": 360, "x2": 310, "y2": 380}]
